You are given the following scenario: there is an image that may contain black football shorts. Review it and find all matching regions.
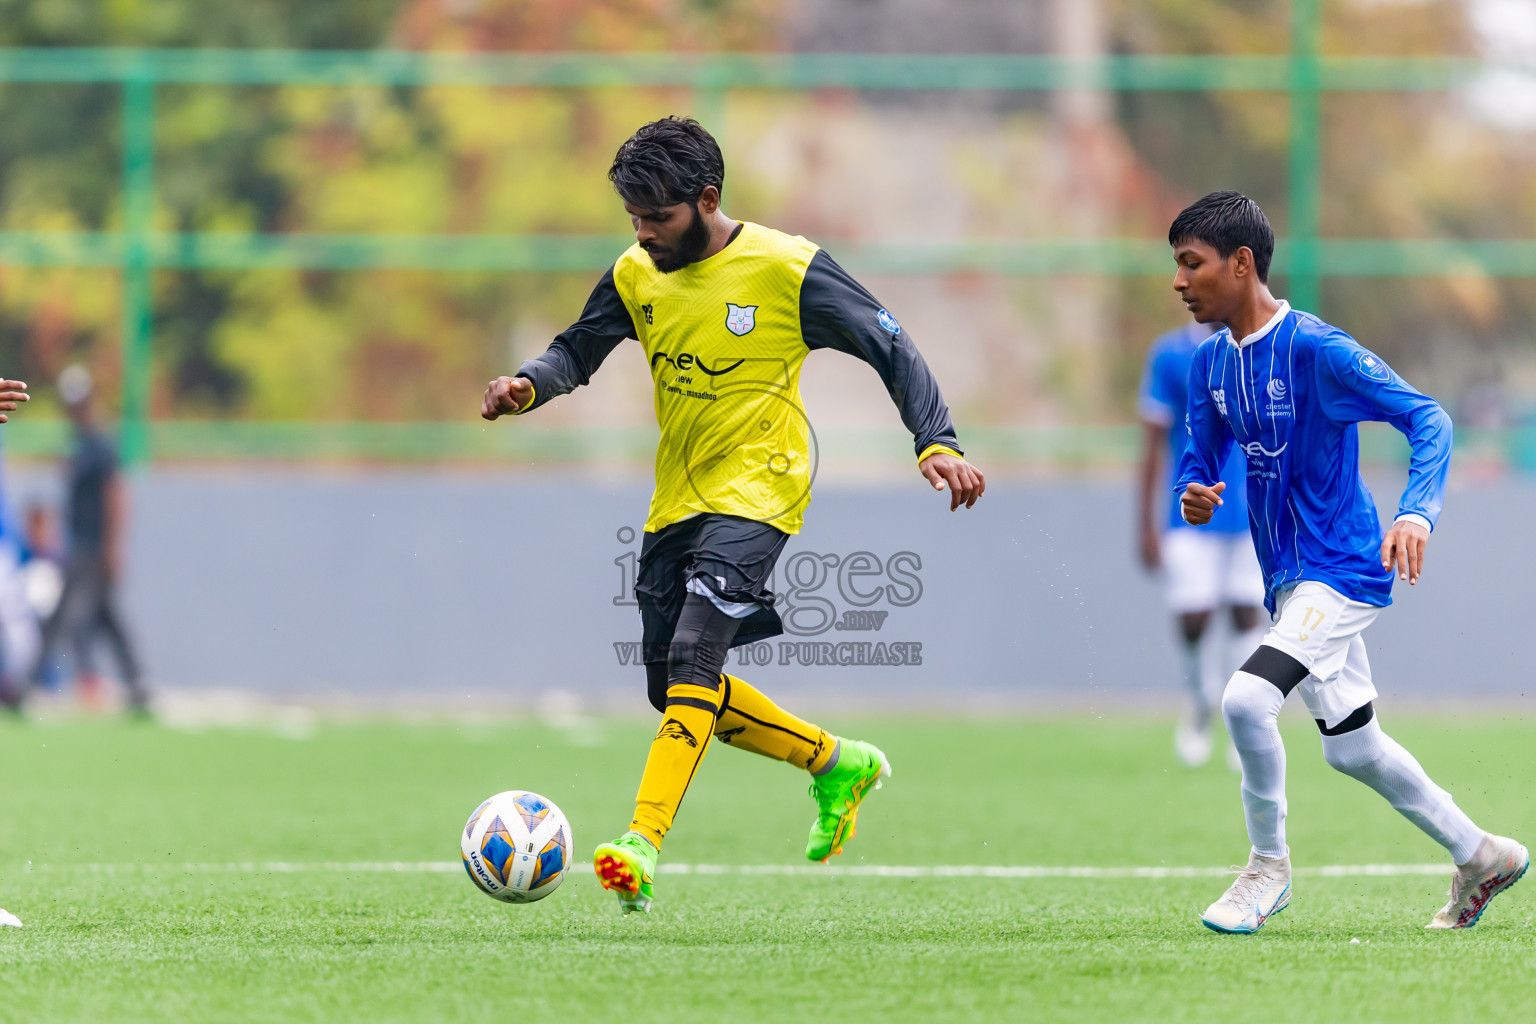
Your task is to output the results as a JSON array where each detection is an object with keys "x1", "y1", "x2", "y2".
[{"x1": 636, "y1": 514, "x2": 790, "y2": 664}]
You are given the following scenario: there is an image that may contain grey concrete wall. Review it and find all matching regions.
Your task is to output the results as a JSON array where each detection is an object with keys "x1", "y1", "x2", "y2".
[{"x1": 11, "y1": 467, "x2": 1530, "y2": 710}]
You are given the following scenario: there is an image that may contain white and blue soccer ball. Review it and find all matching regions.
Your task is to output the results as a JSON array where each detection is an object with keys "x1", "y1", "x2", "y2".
[{"x1": 460, "y1": 790, "x2": 572, "y2": 903}]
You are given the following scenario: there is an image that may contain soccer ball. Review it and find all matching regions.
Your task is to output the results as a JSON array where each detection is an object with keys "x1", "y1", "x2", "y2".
[{"x1": 460, "y1": 790, "x2": 572, "y2": 903}]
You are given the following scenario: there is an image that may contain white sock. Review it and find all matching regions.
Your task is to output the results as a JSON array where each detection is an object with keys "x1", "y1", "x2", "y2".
[
  {"x1": 1221, "y1": 670, "x2": 1289, "y2": 859},
  {"x1": 1181, "y1": 639, "x2": 1211, "y2": 730},
  {"x1": 1320, "y1": 717, "x2": 1486, "y2": 864}
]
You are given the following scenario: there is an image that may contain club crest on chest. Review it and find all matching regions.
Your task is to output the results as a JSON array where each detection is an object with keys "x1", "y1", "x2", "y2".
[{"x1": 725, "y1": 303, "x2": 757, "y2": 336}]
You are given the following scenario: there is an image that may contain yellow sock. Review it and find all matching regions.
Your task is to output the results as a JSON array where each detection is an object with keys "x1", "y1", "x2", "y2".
[
  {"x1": 629, "y1": 681, "x2": 721, "y2": 849},
  {"x1": 714, "y1": 674, "x2": 836, "y2": 773}
]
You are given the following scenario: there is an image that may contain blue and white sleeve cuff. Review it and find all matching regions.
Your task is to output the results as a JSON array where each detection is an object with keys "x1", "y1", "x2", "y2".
[{"x1": 1394, "y1": 513, "x2": 1432, "y2": 534}]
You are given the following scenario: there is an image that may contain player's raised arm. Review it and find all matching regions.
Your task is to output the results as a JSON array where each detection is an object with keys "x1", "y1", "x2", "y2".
[
  {"x1": 798, "y1": 250, "x2": 984, "y2": 510},
  {"x1": 1317, "y1": 338, "x2": 1451, "y2": 584},
  {"x1": 481, "y1": 266, "x2": 635, "y2": 420},
  {"x1": 1172, "y1": 351, "x2": 1234, "y2": 527},
  {"x1": 0, "y1": 378, "x2": 28, "y2": 422}
]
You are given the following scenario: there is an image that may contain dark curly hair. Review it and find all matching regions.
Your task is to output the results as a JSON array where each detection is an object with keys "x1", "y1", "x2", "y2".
[{"x1": 609, "y1": 116, "x2": 724, "y2": 209}]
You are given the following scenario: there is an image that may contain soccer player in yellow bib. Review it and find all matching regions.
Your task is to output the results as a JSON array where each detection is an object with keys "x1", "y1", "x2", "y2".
[{"x1": 482, "y1": 117, "x2": 984, "y2": 913}]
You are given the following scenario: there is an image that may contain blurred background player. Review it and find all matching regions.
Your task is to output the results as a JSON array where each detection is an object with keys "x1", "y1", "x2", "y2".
[
  {"x1": 1171, "y1": 191, "x2": 1527, "y2": 935},
  {"x1": 29, "y1": 365, "x2": 148, "y2": 715},
  {"x1": 1137, "y1": 321, "x2": 1265, "y2": 767},
  {"x1": 19, "y1": 506, "x2": 63, "y2": 628},
  {"x1": 0, "y1": 372, "x2": 27, "y2": 929},
  {"x1": 19, "y1": 504, "x2": 65, "y2": 692},
  {"x1": 0, "y1": 425, "x2": 41, "y2": 706},
  {"x1": 482, "y1": 116, "x2": 984, "y2": 914}
]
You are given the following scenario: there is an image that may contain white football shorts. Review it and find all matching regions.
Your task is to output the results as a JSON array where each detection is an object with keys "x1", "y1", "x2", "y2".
[
  {"x1": 1162, "y1": 527, "x2": 1266, "y2": 614},
  {"x1": 0, "y1": 540, "x2": 39, "y2": 678},
  {"x1": 1260, "y1": 580, "x2": 1381, "y2": 729}
]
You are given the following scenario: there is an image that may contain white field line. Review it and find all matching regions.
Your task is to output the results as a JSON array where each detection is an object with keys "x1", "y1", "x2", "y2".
[{"x1": 11, "y1": 861, "x2": 1451, "y2": 879}]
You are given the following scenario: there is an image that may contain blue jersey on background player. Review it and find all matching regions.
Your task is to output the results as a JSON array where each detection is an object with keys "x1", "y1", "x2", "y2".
[
  {"x1": 1139, "y1": 322, "x2": 1250, "y2": 535},
  {"x1": 1138, "y1": 320, "x2": 1266, "y2": 769},
  {"x1": 1173, "y1": 302, "x2": 1451, "y2": 614},
  {"x1": 0, "y1": 412, "x2": 40, "y2": 705}
]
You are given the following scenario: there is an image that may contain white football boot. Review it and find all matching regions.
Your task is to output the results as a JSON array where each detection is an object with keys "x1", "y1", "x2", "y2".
[
  {"x1": 1175, "y1": 719, "x2": 1213, "y2": 768},
  {"x1": 0, "y1": 907, "x2": 21, "y2": 928},
  {"x1": 1427, "y1": 833, "x2": 1528, "y2": 930},
  {"x1": 1201, "y1": 850, "x2": 1291, "y2": 934}
]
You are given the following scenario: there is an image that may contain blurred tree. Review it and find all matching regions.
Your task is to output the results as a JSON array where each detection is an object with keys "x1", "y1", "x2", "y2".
[
  {"x1": 0, "y1": 0, "x2": 782, "y2": 421},
  {"x1": 0, "y1": 0, "x2": 409, "y2": 412},
  {"x1": 0, "y1": 0, "x2": 1532, "y2": 438}
]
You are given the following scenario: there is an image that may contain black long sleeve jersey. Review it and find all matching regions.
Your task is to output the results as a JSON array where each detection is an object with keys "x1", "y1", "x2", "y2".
[{"x1": 514, "y1": 221, "x2": 963, "y2": 534}]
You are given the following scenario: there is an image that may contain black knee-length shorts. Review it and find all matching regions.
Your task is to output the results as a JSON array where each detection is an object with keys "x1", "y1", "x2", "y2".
[{"x1": 635, "y1": 514, "x2": 790, "y2": 664}]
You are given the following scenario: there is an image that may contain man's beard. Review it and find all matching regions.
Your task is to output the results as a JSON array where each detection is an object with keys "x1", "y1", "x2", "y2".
[{"x1": 643, "y1": 203, "x2": 712, "y2": 273}]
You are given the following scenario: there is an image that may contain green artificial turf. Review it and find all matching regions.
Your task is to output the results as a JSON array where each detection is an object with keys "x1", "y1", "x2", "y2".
[{"x1": 1, "y1": 710, "x2": 1534, "y2": 1022}]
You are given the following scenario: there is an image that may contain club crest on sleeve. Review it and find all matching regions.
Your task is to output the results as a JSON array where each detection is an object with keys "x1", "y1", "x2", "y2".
[
  {"x1": 725, "y1": 303, "x2": 757, "y2": 336},
  {"x1": 1212, "y1": 388, "x2": 1228, "y2": 417},
  {"x1": 876, "y1": 308, "x2": 901, "y2": 335},
  {"x1": 1357, "y1": 351, "x2": 1392, "y2": 382}
]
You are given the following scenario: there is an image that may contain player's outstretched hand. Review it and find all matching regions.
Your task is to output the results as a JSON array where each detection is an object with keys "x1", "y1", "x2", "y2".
[
  {"x1": 920, "y1": 452, "x2": 985, "y2": 511},
  {"x1": 1381, "y1": 519, "x2": 1429, "y2": 585},
  {"x1": 481, "y1": 376, "x2": 532, "y2": 420},
  {"x1": 1179, "y1": 481, "x2": 1225, "y2": 526},
  {"x1": 0, "y1": 379, "x2": 28, "y2": 422}
]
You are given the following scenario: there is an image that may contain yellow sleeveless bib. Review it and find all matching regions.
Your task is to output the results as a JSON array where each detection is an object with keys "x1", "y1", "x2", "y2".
[{"x1": 613, "y1": 222, "x2": 820, "y2": 534}]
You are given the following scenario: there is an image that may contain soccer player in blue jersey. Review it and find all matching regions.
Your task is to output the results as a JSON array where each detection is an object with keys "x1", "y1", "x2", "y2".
[
  {"x1": 1138, "y1": 322, "x2": 1266, "y2": 767},
  {"x1": 1170, "y1": 192, "x2": 1526, "y2": 934}
]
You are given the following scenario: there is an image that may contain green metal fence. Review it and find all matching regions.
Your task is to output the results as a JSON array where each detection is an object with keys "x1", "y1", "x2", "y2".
[{"x1": 1, "y1": 0, "x2": 1531, "y2": 466}]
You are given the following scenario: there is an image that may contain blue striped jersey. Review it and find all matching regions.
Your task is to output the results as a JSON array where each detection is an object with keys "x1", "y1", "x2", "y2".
[{"x1": 1173, "y1": 302, "x2": 1452, "y2": 613}]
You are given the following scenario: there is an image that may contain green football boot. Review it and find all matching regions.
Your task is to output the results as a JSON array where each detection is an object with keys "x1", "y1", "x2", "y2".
[
  {"x1": 593, "y1": 831, "x2": 658, "y2": 914},
  {"x1": 806, "y1": 738, "x2": 891, "y2": 863}
]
